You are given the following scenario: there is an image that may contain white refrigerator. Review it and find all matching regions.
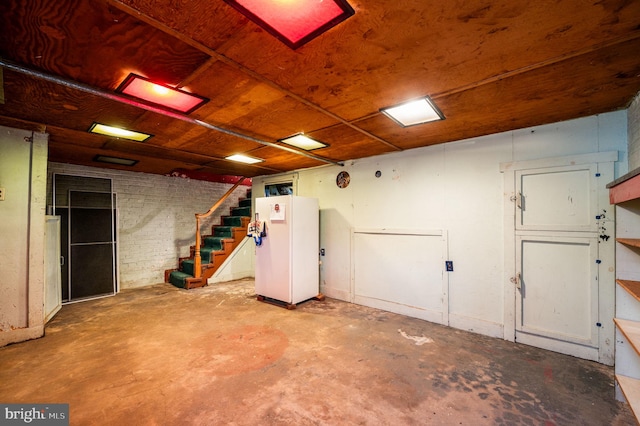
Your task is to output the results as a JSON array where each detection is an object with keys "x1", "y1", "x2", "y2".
[{"x1": 254, "y1": 195, "x2": 319, "y2": 307}]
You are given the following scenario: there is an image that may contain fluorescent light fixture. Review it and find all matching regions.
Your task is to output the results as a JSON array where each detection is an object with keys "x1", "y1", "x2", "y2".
[
  {"x1": 224, "y1": 0, "x2": 355, "y2": 49},
  {"x1": 88, "y1": 122, "x2": 152, "y2": 142},
  {"x1": 93, "y1": 155, "x2": 138, "y2": 166},
  {"x1": 380, "y1": 97, "x2": 445, "y2": 127},
  {"x1": 279, "y1": 133, "x2": 328, "y2": 150},
  {"x1": 116, "y1": 73, "x2": 209, "y2": 114},
  {"x1": 225, "y1": 154, "x2": 264, "y2": 164}
]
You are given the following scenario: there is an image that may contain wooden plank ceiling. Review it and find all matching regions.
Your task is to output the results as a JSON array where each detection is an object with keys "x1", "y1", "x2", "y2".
[{"x1": 0, "y1": 0, "x2": 639, "y2": 179}]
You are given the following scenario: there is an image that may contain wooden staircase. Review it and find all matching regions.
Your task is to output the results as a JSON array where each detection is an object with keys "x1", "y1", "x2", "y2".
[{"x1": 165, "y1": 188, "x2": 251, "y2": 289}]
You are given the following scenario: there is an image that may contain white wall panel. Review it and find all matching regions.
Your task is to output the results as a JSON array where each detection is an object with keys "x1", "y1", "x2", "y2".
[{"x1": 352, "y1": 229, "x2": 446, "y2": 324}]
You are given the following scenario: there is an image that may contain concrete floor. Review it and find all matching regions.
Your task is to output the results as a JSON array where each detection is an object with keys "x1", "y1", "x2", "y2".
[{"x1": 0, "y1": 278, "x2": 634, "y2": 425}]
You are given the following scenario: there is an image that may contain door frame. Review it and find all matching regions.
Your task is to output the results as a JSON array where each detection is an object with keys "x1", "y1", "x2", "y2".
[
  {"x1": 52, "y1": 174, "x2": 119, "y2": 304},
  {"x1": 500, "y1": 151, "x2": 617, "y2": 365}
]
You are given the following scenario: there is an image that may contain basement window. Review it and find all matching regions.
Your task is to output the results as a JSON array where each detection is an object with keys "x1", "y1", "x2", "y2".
[{"x1": 265, "y1": 182, "x2": 293, "y2": 197}]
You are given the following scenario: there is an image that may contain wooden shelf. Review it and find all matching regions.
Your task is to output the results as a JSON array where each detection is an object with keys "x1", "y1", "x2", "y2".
[
  {"x1": 608, "y1": 167, "x2": 640, "y2": 204},
  {"x1": 618, "y1": 238, "x2": 640, "y2": 249},
  {"x1": 611, "y1": 169, "x2": 640, "y2": 420},
  {"x1": 618, "y1": 280, "x2": 640, "y2": 303},
  {"x1": 617, "y1": 374, "x2": 640, "y2": 420},
  {"x1": 615, "y1": 318, "x2": 640, "y2": 357}
]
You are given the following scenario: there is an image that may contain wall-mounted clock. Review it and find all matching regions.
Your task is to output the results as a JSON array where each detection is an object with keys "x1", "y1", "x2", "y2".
[{"x1": 336, "y1": 171, "x2": 350, "y2": 188}]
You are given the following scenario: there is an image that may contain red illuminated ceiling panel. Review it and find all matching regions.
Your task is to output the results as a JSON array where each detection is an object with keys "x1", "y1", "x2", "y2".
[
  {"x1": 116, "y1": 74, "x2": 209, "y2": 114},
  {"x1": 224, "y1": 0, "x2": 355, "y2": 49}
]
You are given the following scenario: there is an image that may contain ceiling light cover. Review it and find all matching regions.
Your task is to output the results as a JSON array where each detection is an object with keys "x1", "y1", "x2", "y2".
[
  {"x1": 224, "y1": 0, "x2": 355, "y2": 49},
  {"x1": 279, "y1": 133, "x2": 328, "y2": 150},
  {"x1": 380, "y1": 97, "x2": 445, "y2": 127},
  {"x1": 226, "y1": 154, "x2": 264, "y2": 164},
  {"x1": 88, "y1": 122, "x2": 152, "y2": 142},
  {"x1": 116, "y1": 73, "x2": 209, "y2": 114},
  {"x1": 94, "y1": 155, "x2": 138, "y2": 166}
]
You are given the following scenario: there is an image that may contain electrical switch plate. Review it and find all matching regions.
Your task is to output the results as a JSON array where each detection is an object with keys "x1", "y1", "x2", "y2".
[{"x1": 0, "y1": 188, "x2": 4, "y2": 201}]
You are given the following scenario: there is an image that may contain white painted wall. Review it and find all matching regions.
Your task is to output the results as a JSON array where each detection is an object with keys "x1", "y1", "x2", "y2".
[
  {"x1": 47, "y1": 163, "x2": 252, "y2": 289},
  {"x1": 0, "y1": 126, "x2": 48, "y2": 346},
  {"x1": 252, "y1": 111, "x2": 628, "y2": 339}
]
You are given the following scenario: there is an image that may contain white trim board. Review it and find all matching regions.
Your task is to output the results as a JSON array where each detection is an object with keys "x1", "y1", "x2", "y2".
[{"x1": 499, "y1": 151, "x2": 618, "y2": 172}]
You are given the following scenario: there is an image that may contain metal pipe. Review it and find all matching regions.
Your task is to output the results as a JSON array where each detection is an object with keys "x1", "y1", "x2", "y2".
[{"x1": 0, "y1": 57, "x2": 344, "y2": 167}]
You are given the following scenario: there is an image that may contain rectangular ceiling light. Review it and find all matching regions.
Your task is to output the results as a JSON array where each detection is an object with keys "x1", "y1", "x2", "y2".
[
  {"x1": 88, "y1": 122, "x2": 153, "y2": 142},
  {"x1": 224, "y1": 0, "x2": 355, "y2": 49},
  {"x1": 279, "y1": 133, "x2": 328, "y2": 150},
  {"x1": 116, "y1": 73, "x2": 209, "y2": 114},
  {"x1": 225, "y1": 154, "x2": 264, "y2": 164},
  {"x1": 380, "y1": 97, "x2": 445, "y2": 127},
  {"x1": 93, "y1": 155, "x2": 138, "y2": 166}
]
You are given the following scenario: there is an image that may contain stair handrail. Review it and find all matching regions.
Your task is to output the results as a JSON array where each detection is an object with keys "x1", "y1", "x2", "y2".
[{"x1": 193, "y1": 177, "x2": 247, "y2": 279}]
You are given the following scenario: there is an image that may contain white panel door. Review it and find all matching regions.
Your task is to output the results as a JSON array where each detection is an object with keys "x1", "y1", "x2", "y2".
[
  {"x1": 514, "y1": 163, "x2": 600, "y2": 360},
  {"x1": 516, "y1": 164, "x2": 598, "y2": 232},
  {"x1": 515, "y1": 234, "x2": 599, "y2": 359}
]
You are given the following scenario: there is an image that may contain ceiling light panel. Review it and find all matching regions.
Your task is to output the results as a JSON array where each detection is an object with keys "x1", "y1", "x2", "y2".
[
  {"x1": 224, "y1": 0, "x2": 355, "y2": 49},
  {"x1": 279, "y1": 133, "x2": 328, "y2": 150},
  {"x1": 94, "y1": 155, "x2": 138, "y2": 166},
  {"x1": 225, "y1": 154, "x2": 264, "y2": 164},
  {"x1": 116, "y1": 73, "x2": 209, "y2": 114},
  {"x1": 380, "y1": 97, "x2": 445, "y2": 127},
  {"x1": 88, "y1": 122, "x2": 152, "y2": 142}
]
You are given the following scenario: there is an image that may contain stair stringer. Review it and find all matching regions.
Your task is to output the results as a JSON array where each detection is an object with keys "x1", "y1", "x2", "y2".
[{"x1": 209, "y1": 235, "x2": 255, "y2": 284}]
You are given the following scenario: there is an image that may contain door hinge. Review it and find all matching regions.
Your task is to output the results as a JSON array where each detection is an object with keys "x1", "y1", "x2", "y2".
[{"x1": 510, "y1": 273, "x2": 522, "y2": 290}]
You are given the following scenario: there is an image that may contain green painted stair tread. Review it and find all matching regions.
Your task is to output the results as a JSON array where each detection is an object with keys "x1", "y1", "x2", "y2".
[
  {"x1": 231, "y1": 206, "x2": 251, "y2": 217},
  {"x1": 223, "y1": 216, "x2": 244, "y2": 227},
  {"x1": 239, "y1": 198, "x2": 252, "y2": 207},
  {"x1": 200, "y1": 247, "x2": 216, "y2": 262},
  {"x1": 213, "y1": 226, "x2": 234, "y2": 237},
  {"x1": 203, "y1": 236, "x2": 224, "y2": 250},
  {"x1": 181, "y1": 259, "x2": 195, "y2": 276},
  {"x1": 169, "y1": 271, "x2": 191, "y2": 288}
]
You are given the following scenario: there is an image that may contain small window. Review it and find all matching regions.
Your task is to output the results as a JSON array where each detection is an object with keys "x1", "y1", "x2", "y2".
[{"x1": 265, "y1": 182, "x2": 293, "y2": 197}]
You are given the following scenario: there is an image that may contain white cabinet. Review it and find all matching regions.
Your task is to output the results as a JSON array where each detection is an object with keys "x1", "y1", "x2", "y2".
[
  {"x1": 608, "y1": 168, "x2": 640, "y2": 420},
  {"x1": 254, "y1": 195, "x2": 320, "y2": 308}
]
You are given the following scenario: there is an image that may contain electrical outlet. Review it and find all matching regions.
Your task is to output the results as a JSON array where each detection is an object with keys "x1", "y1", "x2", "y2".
[{"x1": 0, "y1": 188, "x2": 4, "y2": 201}]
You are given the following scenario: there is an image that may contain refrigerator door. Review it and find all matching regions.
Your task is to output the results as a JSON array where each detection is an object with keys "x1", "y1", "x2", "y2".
[{"x1": 255, "y1": 196, "x2": 292, "y2": 302}]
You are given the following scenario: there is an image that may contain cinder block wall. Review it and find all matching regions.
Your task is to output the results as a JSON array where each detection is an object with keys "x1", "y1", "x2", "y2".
[
  {"x1": 47, "y1": 162, "x2": 250, "y2": 289},
  {"x1": 629, "y1": 92, "x2": 640, "y2": 170}
]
